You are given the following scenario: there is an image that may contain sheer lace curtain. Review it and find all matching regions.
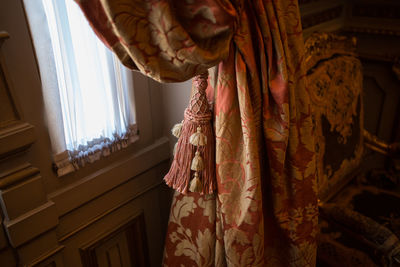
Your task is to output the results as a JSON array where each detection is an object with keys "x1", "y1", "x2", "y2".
[{"x1": 24, "y1": 0, "x2": 138, "y2": 176}]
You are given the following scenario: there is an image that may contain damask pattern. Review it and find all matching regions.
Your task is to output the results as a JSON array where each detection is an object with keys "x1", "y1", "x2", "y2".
[
  {"x1": 307, "y1": 54, "x2": 364, "y2": 199},
  {"x1": 75, "y1": 0, "x2": 318, "y2": 266}
]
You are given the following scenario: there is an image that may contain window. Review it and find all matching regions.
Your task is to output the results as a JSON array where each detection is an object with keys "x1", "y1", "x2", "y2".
[{"x1": 24, "y1": 0, "x2": 138, "y2": 176}]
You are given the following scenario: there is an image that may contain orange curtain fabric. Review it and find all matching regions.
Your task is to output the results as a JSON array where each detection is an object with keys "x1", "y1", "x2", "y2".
[{"x1": 75, "y1": 0, "x2": 318, "y2": 265}]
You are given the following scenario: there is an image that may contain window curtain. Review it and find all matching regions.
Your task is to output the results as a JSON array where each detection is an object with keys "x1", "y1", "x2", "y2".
[
  {"x1": 75, "y1": 0, "x2": 318, "y2": 266},
  {"x1": 24, "y1": 0, "x2": 138, "y2": 176}
]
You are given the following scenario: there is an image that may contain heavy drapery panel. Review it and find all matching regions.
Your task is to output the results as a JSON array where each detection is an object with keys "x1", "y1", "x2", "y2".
[{"x1": 75, "y1": 0, "x2": 318, "y2": 266}]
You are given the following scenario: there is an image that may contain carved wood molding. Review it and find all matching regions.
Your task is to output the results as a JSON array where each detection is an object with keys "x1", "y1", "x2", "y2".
[
  {"x1": 0, "y1": 31, "x2": 35, "y2": 160},
  {"x1": 0, "y1": 122, "x2": 35, "y2": 161},
  {"x1": 0, "y1": 163, "x2": 39, "y2": 189},
  {"x1": 25, "y1": 245, "x2": 65, "y2": 267},
  {"x1": 3, "y1": 201, "x2": 59, "y2": 247},
  {"x1": 0, "y1": 162, "x2": 61, "y2": 266},
  {"x1": 344, "y1": 26, "x2": 400, "y2": 37}
]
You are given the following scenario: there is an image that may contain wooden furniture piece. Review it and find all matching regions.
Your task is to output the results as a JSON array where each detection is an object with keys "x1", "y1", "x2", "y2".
[{"x1": 305, "y1": 32, "x2": 400, "y2": 267}]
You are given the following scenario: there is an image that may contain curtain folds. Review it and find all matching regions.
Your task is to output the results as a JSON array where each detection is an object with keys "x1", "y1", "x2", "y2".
[{"x1": 75, "y1": 0, "x2": 318, "y2": 265}]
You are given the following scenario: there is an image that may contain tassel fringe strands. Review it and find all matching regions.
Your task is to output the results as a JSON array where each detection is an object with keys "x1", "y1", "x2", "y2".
[{"x1": 164, "y1": 71, "x2": 216, "y2": 195}]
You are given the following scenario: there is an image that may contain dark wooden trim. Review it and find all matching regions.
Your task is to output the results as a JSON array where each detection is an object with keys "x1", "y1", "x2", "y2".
[
  {"x1": 298, "y1": 0, "x2": 321, "y2": 5},
  {"x1": 126, "y1": 214, "x2": 150, "y2": 267},
  {"x1": 344, "y1": 27, "x2": 400, "y2": 37},
  {"x1": 301, "y1": 5, "x2": 343, "y2": 29},
  {"x1": 79, "y1": 212, "x2": 150, "y2": 267},
  {"x1": 27, "y1": 245, "x2": 65, "y2": 267}
]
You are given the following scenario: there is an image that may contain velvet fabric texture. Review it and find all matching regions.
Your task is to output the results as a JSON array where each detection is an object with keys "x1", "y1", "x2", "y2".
[{"x1": 75, "y1": 0, "x2": 318, "y2": 265}]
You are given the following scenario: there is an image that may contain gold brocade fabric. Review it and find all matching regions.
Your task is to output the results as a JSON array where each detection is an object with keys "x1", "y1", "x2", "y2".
[{"x1": 75, "y1": 0, "x2": 318, "y2": 266}]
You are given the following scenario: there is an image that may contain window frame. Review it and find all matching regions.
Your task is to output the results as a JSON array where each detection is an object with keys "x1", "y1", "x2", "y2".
[{"x1": 22, "y1": 0, "x2": 167, "y2": 178}]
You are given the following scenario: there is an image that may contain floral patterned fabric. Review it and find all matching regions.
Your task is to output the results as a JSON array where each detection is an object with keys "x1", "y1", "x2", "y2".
[{"x1": 75, "y1": 0, "x2": 318, "y2": 266}]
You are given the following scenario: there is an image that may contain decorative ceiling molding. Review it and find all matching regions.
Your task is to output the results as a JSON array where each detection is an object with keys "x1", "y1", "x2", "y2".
[
  {"x1": 299, "y1": 0, "x2": 321, "y2": 5},
  {"x1": 352, "y1": 4, "x2": 400, "y2": 19},
  {"x1": 344, "y1": 26, "x2": 400, "y2": 37},
  {"x1": 301, "y1": 5, "x2": 344, "y2": 29}
]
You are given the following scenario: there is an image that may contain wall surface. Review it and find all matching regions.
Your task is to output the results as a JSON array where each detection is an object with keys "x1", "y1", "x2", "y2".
[{"x1": 161, "y1": 81, "x2": 192, "y2": 153}]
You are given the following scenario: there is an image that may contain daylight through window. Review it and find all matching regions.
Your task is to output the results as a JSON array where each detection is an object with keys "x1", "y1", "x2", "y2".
[{"x1": 24, "y1": 0, "x2": 138, "y2": 175}]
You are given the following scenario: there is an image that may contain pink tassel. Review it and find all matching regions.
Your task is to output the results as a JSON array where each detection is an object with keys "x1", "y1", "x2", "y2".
[{"x1": 164, "y1": 72, "x2": 216, "y2": 195}]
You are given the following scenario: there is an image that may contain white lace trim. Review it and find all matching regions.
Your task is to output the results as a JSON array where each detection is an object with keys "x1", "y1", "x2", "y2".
[{"x1": 53, "y1": 124, "x2": 138, "y2": 176}]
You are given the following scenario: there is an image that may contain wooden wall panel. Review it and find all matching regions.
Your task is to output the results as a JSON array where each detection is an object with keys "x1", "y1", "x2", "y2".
[
  {"x1": 362, "y1": 61, "x2": 400, "y2": 143},
  {"x1": 80, "y1": 213, "x2": 149, "y2": 267},
  {"x1": 55, "y1": 161, "x2": 169, "y2": 267},
  {"x1": 363, "y1": 76, "x2": 385, "y2": 136}
]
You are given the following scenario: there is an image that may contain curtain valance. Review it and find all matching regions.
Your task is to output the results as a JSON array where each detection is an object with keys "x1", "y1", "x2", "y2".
[{"x1": 76, "y1": 0, "x2": 236, "y2": 82}]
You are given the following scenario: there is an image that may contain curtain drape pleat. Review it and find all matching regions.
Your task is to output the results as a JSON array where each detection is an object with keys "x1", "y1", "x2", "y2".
[{"x1": 75, "y1": 0, "x2": 318, "y2": 265}]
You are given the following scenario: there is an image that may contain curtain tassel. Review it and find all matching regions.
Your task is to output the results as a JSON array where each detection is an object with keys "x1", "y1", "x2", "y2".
[
  {"x1": 164, "y1": 72, "x2": 216, "y2": 195},
  {"x1": 171, "y1": 121, "x2": 183, "y2": 138},
  {"x1": 191, "y1": 151, "x2": 204, "y2": 171},
  {"x1": 190, "y1": 127, "x2": 207, "y2": 146},
  {"x1": 189, "y1": 172, "x2": 203, "y2": 193}
]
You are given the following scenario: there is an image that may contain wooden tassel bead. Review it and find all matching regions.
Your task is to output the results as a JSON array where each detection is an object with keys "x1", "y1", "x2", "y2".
[
  {"x1": 191, "y1": 151, "x2": 204, "y2": 171},
  {"x1": 189, "y1": 172, "x2": 202, "y2": 193},
  {"x1": 189, "y1": 126, "x2": 207, "y2": 146}
]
